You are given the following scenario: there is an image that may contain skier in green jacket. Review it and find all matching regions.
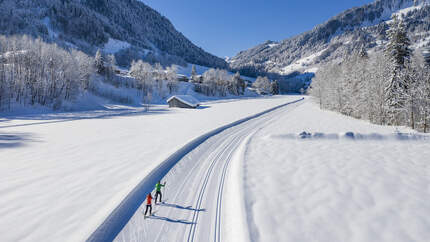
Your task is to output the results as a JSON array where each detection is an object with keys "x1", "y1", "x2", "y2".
[{"x1": 154, "y1": 180, "x2": 166, "y2": 204}]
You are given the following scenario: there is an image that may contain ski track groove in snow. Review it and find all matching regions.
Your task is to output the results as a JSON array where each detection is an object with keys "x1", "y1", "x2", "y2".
[
  {"x1": 114, "y1": 98, "x2": 304, "y2": 242},
  {"x1": 187, "y1": 135, "x2": 235, "y2": 242},
  {"x1": 88, "y1": 98, "x2": 304, "y2": 242}
]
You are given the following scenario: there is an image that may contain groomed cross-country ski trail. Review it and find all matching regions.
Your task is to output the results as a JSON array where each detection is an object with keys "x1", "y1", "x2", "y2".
[{"x1": 114, "y1": 99, "x2": 305, "y2": 242}]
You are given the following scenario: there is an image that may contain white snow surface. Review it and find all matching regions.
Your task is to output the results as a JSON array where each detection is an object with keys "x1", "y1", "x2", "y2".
[
  {"x1": 242, "y1": 99, "x2": 430, "y2": 242},
  {"x1": 103, "y1": 38, "x2": 131, "y2": 54},
  {"x1": 278, "y1": 48, "x2": 327, "y2": 75},
  {"x1": 115, "y1": 97, "x2": 429, "y2": 242},
  {"x1": 394, "y1": 4, "x2": 426, "y2": 19},
  {"x1": 2, "y1": 96, "x2": 429, "y2": 242},
  {"x1": 0, "y1": 96, "x2": 296, "y2": 242}
]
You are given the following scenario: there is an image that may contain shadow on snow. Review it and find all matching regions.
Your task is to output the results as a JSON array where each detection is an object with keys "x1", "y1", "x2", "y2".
[
  {"x1": 157, "y1": 202, "x2": 206, "y2": 212},
  {"x1": 148, "y1": 215, "x2": 195, "y2": 225},
  {"x1": 0, "y1": 132, "x2": 35, "y2": 149},
  {"x1": 0, "y1": 108, "x2": 169, "y2": 129}
]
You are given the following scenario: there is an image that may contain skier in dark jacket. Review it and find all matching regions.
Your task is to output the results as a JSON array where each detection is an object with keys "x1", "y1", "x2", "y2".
[
  {"x1": 154, "y1": 181, "x2": 166, "y2": 204},
  {"x1": 144, "y1": 193, "x2": 153, "y2": 216}
]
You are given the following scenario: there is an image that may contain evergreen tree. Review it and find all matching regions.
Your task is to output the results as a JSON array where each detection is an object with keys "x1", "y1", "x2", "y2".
[
  {"x1": 94, "y1": 49, "x2": 105, "y2": 74},
  {"x1": 384, "y1": 16, "x2": 412, "y2": 125},
  {"x1": 359, "y1": 46, "x2": 368, "y2": 59},
  {"x1": 385, "y1": 16, "x2": 411, "y2": 68},
  {"x1": 191, "y1": 64, "x2": 197, "y2": 77},
  {"x1": 271, "y1": 80, "x2": 280, "y2": 95}
]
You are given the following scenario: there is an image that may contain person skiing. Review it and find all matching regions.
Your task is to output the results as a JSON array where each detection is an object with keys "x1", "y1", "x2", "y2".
[
  {"x1": 154, "y1": 180, "x2": 166, "y2": 204},
  {"x1": 144, "y1": 192, "x2": 153, "y2": 216}
]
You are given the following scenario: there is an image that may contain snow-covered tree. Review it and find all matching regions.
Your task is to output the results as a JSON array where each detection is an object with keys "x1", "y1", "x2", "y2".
[
  {"x1": 191, "y1": 64, "x2": 197, "y2": 78},
  {"x1": 94, "y1": 49, "x2": 105, "y2": 74},
  {"x1": 166, "y1": 65, "x2": 178, "y2": 94},
  {"x1": 253, "y1": 76, "x2": 271, "y2": 94},
  {"x1": 130, "y1": 59, "x2": 154, "y2": 97},
  {"x1": 384, "y1": 15, "x2": 412, "y2": 125}
]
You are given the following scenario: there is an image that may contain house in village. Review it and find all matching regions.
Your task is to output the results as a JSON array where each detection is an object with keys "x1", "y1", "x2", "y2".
[{"x1": 167, "y1": 95, "x2": 200, "y2": 109}]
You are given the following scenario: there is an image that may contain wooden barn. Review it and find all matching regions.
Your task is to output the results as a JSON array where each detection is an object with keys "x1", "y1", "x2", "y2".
[{"x1": 167, "y1": 95, "x2": 200, "y2": 109}]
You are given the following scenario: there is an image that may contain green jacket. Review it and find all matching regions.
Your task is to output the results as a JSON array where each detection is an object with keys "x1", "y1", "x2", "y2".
[{"x1": 155, "y1": 182, "x2": 165, "y2": 192}]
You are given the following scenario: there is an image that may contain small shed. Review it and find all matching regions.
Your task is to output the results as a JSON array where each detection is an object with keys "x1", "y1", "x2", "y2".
[
  {"x1": 176, "y1": 74, "x2": 189, "y2": 82},
  {"x1": 167, "y1": 95, "x2": 200, "y2": 109}
]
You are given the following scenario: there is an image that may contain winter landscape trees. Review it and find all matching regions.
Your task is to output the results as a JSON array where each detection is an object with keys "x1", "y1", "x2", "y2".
[
  {"x1": 0, "y1": 0, "x2": 227, "y2": 69},
  {"x1": 0, "y1": 35, "x2": 94, "y2": 111},
  {"x1": 193, "y1": 69, "x2": 247, "y2": 97},
  {"x1": 310, "y1": 16, "x2": 430, "y2": 132},
  {"x1": 0, "y1": 34, "x2": 251, "y2": 112}
]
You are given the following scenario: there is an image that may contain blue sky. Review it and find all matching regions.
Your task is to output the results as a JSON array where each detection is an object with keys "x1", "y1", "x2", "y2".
[{"x1": 142, "y1": 0, "x2": 374, "y2": 58}]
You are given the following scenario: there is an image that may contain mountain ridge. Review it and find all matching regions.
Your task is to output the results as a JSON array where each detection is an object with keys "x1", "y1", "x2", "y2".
[
  {"x1": 0, "y1": 0, "x2": 227, "y2": 68},
  {"x1": 229, "y1": 0, "x2": 430, "y2": 78}
]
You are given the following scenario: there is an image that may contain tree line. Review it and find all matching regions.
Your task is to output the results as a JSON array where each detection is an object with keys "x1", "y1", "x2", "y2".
[
  {"x1": 0, "y1": 34, "x2": 251, "y2": 112},
  {"x1": 310, "y1": 16, "x2": 430, "y2": 132},
  {"x1": 0, "y1": 35, "x2": 94, "y2": 111}
]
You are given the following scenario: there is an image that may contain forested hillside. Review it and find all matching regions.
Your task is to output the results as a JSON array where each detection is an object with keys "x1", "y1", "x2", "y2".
[
  {"x1": 230, "y1": 0, "x2": 430, "y2": 77},
  {"x1": 310, "y1": 15, "x2": 430, "y2": 132},
  {"x1": 0, "y1": 35, "x2": 251, "y2": 113},
  {"x1": 0, "y1": 0, "x2": 227, "y2": 68}
]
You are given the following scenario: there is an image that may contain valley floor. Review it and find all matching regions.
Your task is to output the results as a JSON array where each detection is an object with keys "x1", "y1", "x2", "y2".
[
  {"x1": 0, "y1": 96, "x2": 296, "y2": 242},
  {"x1": 115, "y1": 98, "x2": 430, "y2": 242},
  {"x1": 1, "y1": 96, "x2": 429, "y2": 242}
]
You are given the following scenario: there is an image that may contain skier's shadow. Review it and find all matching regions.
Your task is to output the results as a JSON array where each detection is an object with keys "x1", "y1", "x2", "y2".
[
  {"x1": 148, "y1": 215, "x2": 195, "y2": 225},
  {"x1": 158, "y1": 202, "x2": 206, "y2": 212}
]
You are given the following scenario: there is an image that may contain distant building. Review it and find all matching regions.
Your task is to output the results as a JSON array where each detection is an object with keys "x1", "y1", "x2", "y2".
[
  {"x1": 190, "y1": 75, "x2": 203, "y2": 83},
  {"x1": 176, "y1": 74, "x2": 189, "y2": 82},
  {"x1": 167, "y1": 95, "x2": 200, "y2": 109}
]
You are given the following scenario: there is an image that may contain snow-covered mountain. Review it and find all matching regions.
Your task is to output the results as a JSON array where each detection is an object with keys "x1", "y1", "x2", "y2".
[
  {"x1": 0, "y1": 0, "x2": 227, "y2": 68},
  {"x1": 229, "y1": 0, "x2": 430, "y2": 77}
]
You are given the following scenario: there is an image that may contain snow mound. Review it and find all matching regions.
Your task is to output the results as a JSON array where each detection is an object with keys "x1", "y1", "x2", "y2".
[{"x1": 272, "y1": 132, "x2": 430, "y2": 141}]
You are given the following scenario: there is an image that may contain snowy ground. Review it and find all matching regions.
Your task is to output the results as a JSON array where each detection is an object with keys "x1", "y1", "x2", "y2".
[
  {"x1": 114, "y1": 97, "x2": 429, "y2": 242},
  {"x1": 2, "y1": 96, "x2": 429, "y2": 242},
  {"x1": 0, "y1": 95, "x2": 296, "y2": 242},
  {"x1": 242, "y1": 99, "x2": 430, "y2": 242}
]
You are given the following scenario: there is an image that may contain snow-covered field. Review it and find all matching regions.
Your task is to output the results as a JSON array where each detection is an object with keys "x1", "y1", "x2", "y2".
[
  {"x1": 0, "y1": 96, "x2": 296, "y2": 242},
  {"x1": 115, "y1": 97, "x2": 429, "y2": 242},
  {"x1": 242, "y1": 99, "x2": 430, "y2": 242},
  {"x1": 2, "y1": 96, "x2": 429, "y2": 242}
]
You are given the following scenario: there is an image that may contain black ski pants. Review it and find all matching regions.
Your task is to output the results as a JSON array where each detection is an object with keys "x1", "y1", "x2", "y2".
[
  {"x1": 155, "y1": 191, "x2": 162, "y2": 203},
  {"x1": 144, "y1": 204, "x2": 152, "y2": 215}
]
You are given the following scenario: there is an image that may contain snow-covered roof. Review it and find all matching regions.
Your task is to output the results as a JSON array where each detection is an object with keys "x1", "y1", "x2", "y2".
[{"x1": 167, "y1": 95, "x2": 200, "y2": 107}]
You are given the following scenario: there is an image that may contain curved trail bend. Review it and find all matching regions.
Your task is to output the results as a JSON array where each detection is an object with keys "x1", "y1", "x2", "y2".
[{"x1": 113, "y1": 98, "x2": 304, "y2": 242}]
